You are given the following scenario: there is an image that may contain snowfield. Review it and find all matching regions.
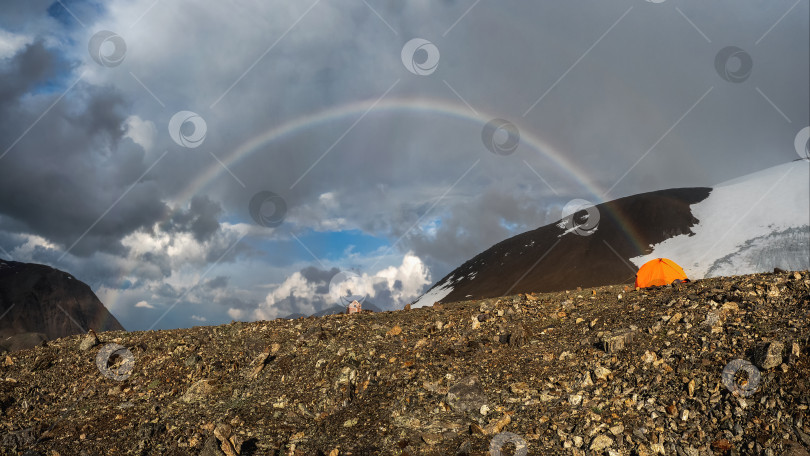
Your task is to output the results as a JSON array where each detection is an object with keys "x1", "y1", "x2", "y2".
[{"x1": 631, "y1": 160, "x2": 810, "y2": 278}]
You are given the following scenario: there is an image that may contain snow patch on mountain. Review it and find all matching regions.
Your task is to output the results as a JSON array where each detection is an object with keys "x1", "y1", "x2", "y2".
[
  {"x1": 631, "y1": 160, "x2": 810, "y2": 278},
  {"x1": 411, "y1": 279, "x2": 455, "y2": 309}
]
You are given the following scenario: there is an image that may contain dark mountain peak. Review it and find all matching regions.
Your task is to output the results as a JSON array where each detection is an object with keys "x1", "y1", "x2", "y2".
[
  {"x1": 0, "y1": 259, "x2": 124, "y2": 351},
  {"x1": 416, "y1": 187, "x2": 712, "y2": 305}
]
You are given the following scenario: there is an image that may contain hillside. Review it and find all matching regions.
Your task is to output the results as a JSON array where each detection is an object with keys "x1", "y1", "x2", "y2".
[
  {"x1": 0, "y1": 270, "x2": 808, "y2": 455},
  {"x1": 412, "y1": 187, "x2": 711, "y2": 307},
  {"x1": 0, "y1": 259, "x2": 124, "y2": 352}
]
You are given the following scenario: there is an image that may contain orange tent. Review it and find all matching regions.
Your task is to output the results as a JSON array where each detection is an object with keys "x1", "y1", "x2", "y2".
[{"x1": 635, "y1": 258, "x2": 688, "y2": 288}]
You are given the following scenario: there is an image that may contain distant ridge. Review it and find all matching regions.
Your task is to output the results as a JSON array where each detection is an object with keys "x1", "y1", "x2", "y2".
[{"x1": 0, "y1": 259, "x2": 124, "y2": 351}]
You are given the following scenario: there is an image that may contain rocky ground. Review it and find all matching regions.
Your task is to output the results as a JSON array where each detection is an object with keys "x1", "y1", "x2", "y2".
[{"x1": 0, "y1": 270, "x2": 808, "y2": 456}]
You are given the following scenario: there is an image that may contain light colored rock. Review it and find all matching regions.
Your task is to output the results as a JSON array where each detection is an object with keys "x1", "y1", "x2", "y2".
[
  {"x1": 181, "y1": 379, "x2": 216, "y2": 403},
  {"x1": 590, "y1": 434, "x2": 613, "y2": 451},
  {"x1": 594, "y1": 366, "x2": 611, "y2": 381},
  {"x1": 79, "y1": 331, "x2": 99, "y2": 351}
]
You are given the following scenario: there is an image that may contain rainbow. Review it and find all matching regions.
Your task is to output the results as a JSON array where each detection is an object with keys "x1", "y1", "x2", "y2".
[{"x1": 175, "y1": 97, "x2": 605, "y2": 204}]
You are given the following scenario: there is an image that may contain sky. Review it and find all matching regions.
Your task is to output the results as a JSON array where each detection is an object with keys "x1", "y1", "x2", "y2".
[{"x1": 0, "y1": 0, "x2": 807, "y2": 331}]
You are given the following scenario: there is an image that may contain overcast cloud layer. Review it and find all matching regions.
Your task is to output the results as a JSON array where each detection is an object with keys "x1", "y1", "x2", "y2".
[{"x1": 0, "y1": 0, "x2": 807, "y2": 330}]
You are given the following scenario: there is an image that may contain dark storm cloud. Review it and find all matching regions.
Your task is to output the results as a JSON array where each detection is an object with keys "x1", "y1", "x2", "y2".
[
  {"x1": 0, "y1": 41, "x2": 169, "y2": 257},
  {"x1": 299, "y1": 266, "x2": 340, "y2": 293},
  {"x1": 0, "y1": 41, "x2": 58, "y2": 103},
  {"x1": 160, "y1": 195, "x2": 223, "y2": 242}
]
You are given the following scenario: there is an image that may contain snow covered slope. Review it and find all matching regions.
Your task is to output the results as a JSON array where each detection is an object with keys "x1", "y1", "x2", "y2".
[{"x1": 631, "y1": 160, "x2": 809, "y2": 278}]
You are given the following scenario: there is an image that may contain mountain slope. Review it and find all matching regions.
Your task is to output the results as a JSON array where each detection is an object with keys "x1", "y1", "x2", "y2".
[
  {"x1": 0, "y1": 259, "x2": 124, "y2": 350},
  {"x1": 413, "y1": 160, "x2": 809, "y2": 308}
]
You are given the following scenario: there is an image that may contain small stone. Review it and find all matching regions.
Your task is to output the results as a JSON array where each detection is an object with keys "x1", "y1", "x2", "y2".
[
  {"x1": 471, "y1": 316, "x2": 480, "y2": 330},
  {"x1": 601, "y1": 330, "x2": 633, "y2": 353},
  {"x1": 594, "y1": 366, "x2": 611, "y2": 381},
  {"x1": 343, "y1": 418, "x2": 358, "y2": 427},
  {"x1": 386, "y1": 325, "x2": 402, "y2": 336},
  {"x1": 446, "y1": 376, "x2": 488, "y2": 413},
  {"x1": 510, "y1": 382, "x2": 528, "y2": 395},
  {"x1": 184, "y1": 354, "x2": 202, "y2": 367},
  {"x1": 752, "y1": 341, "x2": 784, "y2": 370},
  {"x1": 484, "y1": 412, "x2": 511, "y2": 435},
  {"x1": 687, "y1": 379, "x2": 696, "y2": 396},
  {"x1": 421, "y1": 432, "x2": 442, "y2": 445},
  {"x1": 79, "y1": 330, "x2": 99, "y2": 351},
  {"x1": 669, "y1": 312, "x2": 682, "y2": 325},
  {"x1": 200, "y1": 435, "x2": 226, "y2": 456},
  {"x1": 581, "y1": 371, "x2": 594, "y2": 387},
  {"x1": 480, "y1": 404, "x2": 490, "y2": 416},
  {"x1": 181, "y1": 379, "x2": 216, "y2": 403},
  {"x1": 569, "y1": 394, "x2": 583, "y2": 406},
  {"x1": 590, "y1": 434, "x2": 613, "y2": 451},
  {"x1": 470, "y1": 423, "x2": 486, "y2": 435}
]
